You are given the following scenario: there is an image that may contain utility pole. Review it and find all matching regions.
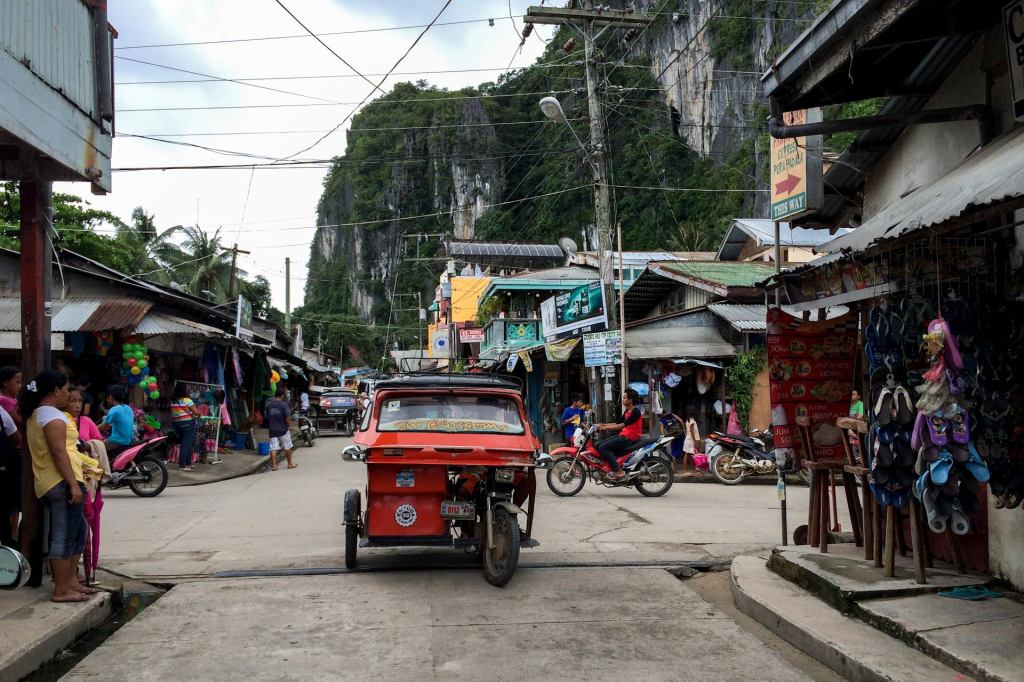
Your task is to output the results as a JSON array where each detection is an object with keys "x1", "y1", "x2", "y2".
[
  {"x1": 221, "y1": 242, "x2": 251, "y2": 300},
  {"x1": 617, "y1": 222, "x2": 627, "y2": 397},
  {"x1": 526, "y1": 2, "x2": 652, "y2": 419},
  {"x1": 284, "y1": 257, "x2": 291, "y2": 330},
  {"x1": 20, "y1": 179, "x2": 53, "y2": 586}
]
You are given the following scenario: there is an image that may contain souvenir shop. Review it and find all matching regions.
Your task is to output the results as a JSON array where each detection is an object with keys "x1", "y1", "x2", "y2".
[{"x1": 775, "y1": 209, "x2": 1024, "y2": 589}]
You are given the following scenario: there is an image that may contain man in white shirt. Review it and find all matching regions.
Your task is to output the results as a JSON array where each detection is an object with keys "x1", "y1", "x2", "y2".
[{"x1": 299, "y1": 391, "x2": 310, "y2": 414}]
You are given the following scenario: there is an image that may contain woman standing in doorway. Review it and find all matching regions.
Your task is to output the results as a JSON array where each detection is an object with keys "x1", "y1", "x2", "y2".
[{"x1": 0, "y1": 366, "x2": 21, "y2": 545}]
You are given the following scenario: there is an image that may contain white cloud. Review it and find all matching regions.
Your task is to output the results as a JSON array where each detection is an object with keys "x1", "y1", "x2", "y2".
[{"x1": 55, "y1": 0, "x2": 554, "y2": 311}]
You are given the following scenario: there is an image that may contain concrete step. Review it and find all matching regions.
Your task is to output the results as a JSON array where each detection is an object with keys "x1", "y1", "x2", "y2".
[
  {"x1": 768, "y1": 543, "x2": 988, "y2": 612},
  {"x1": 731, "y1": 554, "x2": 975, "y2": 682},
  {"x1": 856, "y1": 594, "x2": 1024, "y2": 682},
  {"x1": 0, "y1": 590, "x2": 111, "y2": 682}
]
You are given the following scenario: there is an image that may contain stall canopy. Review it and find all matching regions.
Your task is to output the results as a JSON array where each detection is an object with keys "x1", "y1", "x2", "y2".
[
  {"x1": 821, "y1": 124, "x2": 1024, "y2": 255},
  {"x1": 0, "y1": 297, "x2": 151, "y2": 332},
  {"x1": 624, "y1": 326, "x2": 735, "y2": 360}
]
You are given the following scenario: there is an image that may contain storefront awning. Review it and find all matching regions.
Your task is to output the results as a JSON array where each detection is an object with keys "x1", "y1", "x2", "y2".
[
  {"x1": 0, "y1": 297, "x2": 153, "y2": 332},
  {"x1": 134, "y1": 312, "x2": 227, "y2": 337},
  {"x1": 625, "y1": 326, "x2": 735, "y2": 360},
  {"x1": 822, "y1": 124, "x2": 1024, "y2": 255}
]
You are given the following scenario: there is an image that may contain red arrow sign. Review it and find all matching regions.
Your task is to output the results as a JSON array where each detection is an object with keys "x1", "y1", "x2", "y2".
[{"x1": 775, "y1": 173, "x2": 801, "y2": 196}]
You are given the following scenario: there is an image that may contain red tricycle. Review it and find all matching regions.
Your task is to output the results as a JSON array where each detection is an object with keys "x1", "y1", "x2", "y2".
[{"x1": 341, "y1": 374, "x2": 543, "y2": 586}]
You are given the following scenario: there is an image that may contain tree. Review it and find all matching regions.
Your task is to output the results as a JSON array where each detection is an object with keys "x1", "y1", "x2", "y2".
[
  {"x1": 155, "y1": 225, "x2": 237, "y2": 302},
  {"x1": 239, "y1": 275, "x2": 272, "y2": 316}
]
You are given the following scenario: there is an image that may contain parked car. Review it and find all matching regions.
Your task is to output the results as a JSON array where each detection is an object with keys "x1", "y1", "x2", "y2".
[{"x1": 317, "y1": 387, "x2": 360, "y2": 435}]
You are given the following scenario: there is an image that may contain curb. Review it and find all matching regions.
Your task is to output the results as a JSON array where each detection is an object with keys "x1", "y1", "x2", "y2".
[
  {"x1": 730, "y1": 555, "x2": 973, "y2": 682},
  {"x1": 0, "y1": 592, "x2": 112, "y2": 682},
  {"x1": 167, "y1": 454, "x2": 267, "y2": 488}
]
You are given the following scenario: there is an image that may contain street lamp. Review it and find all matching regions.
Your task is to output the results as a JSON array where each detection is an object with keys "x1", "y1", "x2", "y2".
[{"x1": 539, "y1": 96, "x2": 597, "y2": 173}]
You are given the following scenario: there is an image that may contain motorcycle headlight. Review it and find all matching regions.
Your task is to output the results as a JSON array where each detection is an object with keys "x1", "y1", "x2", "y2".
[{"x1": 573, "y1": 429, "x2": 585, "y2": 447}]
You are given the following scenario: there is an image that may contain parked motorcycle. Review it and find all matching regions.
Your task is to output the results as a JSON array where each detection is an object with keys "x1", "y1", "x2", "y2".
[
  {"x1": 105, "y1": 436, "x2": 169, "y2": 497},
  {"x1": 546, "y1": 425, "x2": 675, "y2": 497},
  {"x1": 705, "y1": 429, "x2": 810, "y2": 486},
  {"x1": 295, "y1": 412, "x2": 318, "y2": 447}
]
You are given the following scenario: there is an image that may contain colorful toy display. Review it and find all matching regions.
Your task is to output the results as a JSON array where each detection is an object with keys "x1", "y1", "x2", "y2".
[{"x1": 121, "y1": 337, "x2": 161, "y2": 401}]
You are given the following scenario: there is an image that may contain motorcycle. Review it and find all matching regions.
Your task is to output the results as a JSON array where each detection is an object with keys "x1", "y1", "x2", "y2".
[
  {"x1": 705, "y1": 429, "x2": 810, "y2": 486},
  {"x1": 546, "y1": 424, "x2": 675, "y2": 497},
  {"x1": 104, "y1": 436, "x2": 169, "y2": 497},
  {"x1": 295, "y1": 411, "x2": 318, "y2": 447}
]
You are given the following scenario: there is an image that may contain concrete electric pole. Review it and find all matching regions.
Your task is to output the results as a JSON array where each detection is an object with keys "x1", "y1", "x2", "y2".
[
  {"x1": 222, "y1": 242, "x2": 251, "y2": 301},
  {"x1": 285, "y1": 257, "x2": 291, "y2": 330}
]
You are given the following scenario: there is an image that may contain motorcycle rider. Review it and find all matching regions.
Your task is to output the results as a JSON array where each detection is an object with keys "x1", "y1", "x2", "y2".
[{"x1": 596, "y1": 388, "x2": 642, "y2": 481}]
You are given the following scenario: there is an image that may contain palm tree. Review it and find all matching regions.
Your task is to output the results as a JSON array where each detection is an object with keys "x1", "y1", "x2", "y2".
[{"x1": 155, "y1": 225, "x2": 240, "y2": 302}]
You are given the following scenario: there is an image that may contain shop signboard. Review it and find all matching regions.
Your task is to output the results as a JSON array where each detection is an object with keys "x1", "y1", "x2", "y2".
[
  {"x1": 583, "y1": 330, "x2": 622, "y2": 368},
  {"x1": 1006, "y1": 0, "x2": 1024, "y2": 120},
  {"x1": 543, "y1": 281, "x2": 608, "y2": 341},
  {"x1": 770, "y1": 108, "x2": 824, "y2": 221},
  {"x1": 459, "y1": 328, "x2": 485, "y2": 344},
  {"x1": 431, "y1": 325, "x2": 451, "y2": 358},
  {"x1": 236, "y1": 296, "x2": 253, "y2": 340},
  {"x1": 766, "y1": 308, "x2": 859, "y2": 463}
]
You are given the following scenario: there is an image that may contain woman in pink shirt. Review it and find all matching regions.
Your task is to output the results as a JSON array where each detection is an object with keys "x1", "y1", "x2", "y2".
[
  {"x1": 68, "y1": 389, "x2": 103, "y2": 442},
  {"x1": 0, "y1": 366, "x2": 22, "y2": 428}
]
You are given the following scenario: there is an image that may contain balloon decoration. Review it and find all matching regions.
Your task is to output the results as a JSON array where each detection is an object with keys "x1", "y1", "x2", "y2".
[
  {"x1": 270, "y1": 369, "x2": 281, "y2": 395},
  {"x1": 119, "y1": 339, "x2": 162, "y2": 401}
]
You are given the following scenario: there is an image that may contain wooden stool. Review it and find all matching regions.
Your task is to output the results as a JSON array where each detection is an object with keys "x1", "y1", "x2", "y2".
[
  {"x1": 797, "y1": 417, "x2": 865, "y2": 554},
  {"x1": 845, "y1": 464, "x2": 874, "y2": 560}
]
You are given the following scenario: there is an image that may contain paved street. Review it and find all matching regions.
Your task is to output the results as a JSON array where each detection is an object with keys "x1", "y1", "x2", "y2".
[
  {"x1": 95, "y1": 436, "x2": 844, "y2": 580},
  {"x1": 62, "y1": 437, "x2": 850, "y2": 680}
]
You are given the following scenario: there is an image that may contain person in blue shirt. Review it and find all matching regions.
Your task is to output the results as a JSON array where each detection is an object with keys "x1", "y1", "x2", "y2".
[
  {"x1": 99, "y1": 385, "x2": 135, "y2": 456},
  {"x1": 560, "y1": 395, "x2": 585, "y2": 443}
]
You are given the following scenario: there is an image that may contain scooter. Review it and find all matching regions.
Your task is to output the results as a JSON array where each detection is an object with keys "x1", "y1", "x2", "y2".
[
  {"x1": 546, "y1": 425, "x2": 675, "y2": 497},
  {"x1": 105, "y1": 436, "x2": 169, "y2": 497},
  {"x1": 295, "y1": 412, "x2": 318, "y2": 447},
  {"x1": 706, "y1": 429, "x2": 810, "y2": 486}
]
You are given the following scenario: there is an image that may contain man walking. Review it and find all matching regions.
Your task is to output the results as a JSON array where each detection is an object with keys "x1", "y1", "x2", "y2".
[
  {"x1": 265, "y1": 388, "x2": 295, "y2": 471},
  {"x1": 560, "y1": 395, "x2": 584, "y2": 444}
]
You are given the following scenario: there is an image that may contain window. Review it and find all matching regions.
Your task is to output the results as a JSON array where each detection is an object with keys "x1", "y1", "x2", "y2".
[{"x1": 377, "y1": 394, "x2": 525, "y2": 434}]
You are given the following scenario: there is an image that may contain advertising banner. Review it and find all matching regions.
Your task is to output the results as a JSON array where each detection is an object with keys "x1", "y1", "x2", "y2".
[
  {"x1": 430, "y1": 325, "x2": 451, "y2": 359},
  {"x1": 236, "y1": 296, "x2": 253, "y2": 340},
  {"x1": 766, "y1": 308, "x2": 859, "y2": 462},
  {"x1": 583, "y1": 330, "x2": 622, "y2": 368},
  {"x1": 459, "y1": 328, "x2": 485, "y2": 344},
  {"x1": 542, "y1": 281, "x2": 608, "y2": 340}
]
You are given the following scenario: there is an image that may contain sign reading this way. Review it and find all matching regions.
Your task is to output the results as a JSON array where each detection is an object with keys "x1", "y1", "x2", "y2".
[
  {"x1": 770, "y1": 108, "x2": 824, "y2": 221},
  {"x1": 1006, "y1": 0, "x2": 1024, "y2": 121}
]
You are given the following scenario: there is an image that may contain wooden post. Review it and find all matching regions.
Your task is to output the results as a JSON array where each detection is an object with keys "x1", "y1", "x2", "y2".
[
  {"x1": 809, "y1": 470, "x2": 821, "y2": 548},
  {"x1": 862, "y1": 479, "x2": 874, "y2": 560},
  {"x1": 873, "y1": 500, "x2": 884, "y2": 568},
  {"x1": 908, "y1": 498, "x2": 926, "y2": 584},
  {"x1": 19, "y1": 180, "x2": 52, "y2": 587},
  {"x1": 944, "y1": 528, "x2": 966, "y2": 574},
  {"x1": 819, "y1": 470, "x2": 830, "y2": 552},
  {"x1": 884, "y1": 506, "x2": 897, "y2": 577}
]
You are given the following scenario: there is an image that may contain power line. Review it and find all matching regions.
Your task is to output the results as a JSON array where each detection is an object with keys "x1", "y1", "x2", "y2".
[
  {"x1": 114, "y1": 16, "x2": 517, "y2": 50},
  {"x1": 281, "y1": 0, "x2": 455, "y2": 160},
  {"x1": 272, "y1": 0, "x2": 387, "y2": 97},
  {"x1": 113, "y1": 55, "x2": 341, "y2": 104}
]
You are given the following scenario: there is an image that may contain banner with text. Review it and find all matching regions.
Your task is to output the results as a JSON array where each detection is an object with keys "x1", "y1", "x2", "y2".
[
  {"x1": 542, "y1": 281, "x2": 608, "y2": 340},
  {"x1": 766, "y1": 308, "x2": 858, "y2": 462},
  {"x1": 583, "y1": 330, "x2": 622, "y2": 367}
]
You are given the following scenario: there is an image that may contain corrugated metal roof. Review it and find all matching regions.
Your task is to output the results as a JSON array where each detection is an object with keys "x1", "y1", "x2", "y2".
[
  {"x1": 708, "y1": 303, "x2": 850, "y2": 331},
  {"x1": 80, "y1": 299, "x2": 152, "y2": 331},
  {"x1": 448, "y1": 242, "x2": 563, "y2": 259},
  {"x1": 0, "y1": 297, "x2": 152, "y2": 332},
  {"x1": 506, "y1": 265, "x2": 597, "y2": 281},
  {"x1": 822, "y1": 124, "x2": 1024, "y2": 254},
  {"x1": 134, "y1": 312, "x2": 224, "y2": 336},
  {"x1": 572, "y1": 251, "x2": 716, "y2": 267},
  {"x1": 716, "y1": 220, "x2": 853, "y2": 260},
  {"x1": 625, "y1": 325, "x2": 735, "y2": 360},
  {"x1": 653, "y1": 261, "x2": 775, "y2": 290}
]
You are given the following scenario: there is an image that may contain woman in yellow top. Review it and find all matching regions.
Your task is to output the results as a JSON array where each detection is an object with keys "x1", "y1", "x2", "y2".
[{"x1": 19, "y1": 370, "x2": 94, "y2": 603}]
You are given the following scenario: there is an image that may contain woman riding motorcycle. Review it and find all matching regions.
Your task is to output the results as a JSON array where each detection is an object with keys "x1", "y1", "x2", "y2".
[{"x1": 595, "y1": 388, "x2": 643, "y2": 481}]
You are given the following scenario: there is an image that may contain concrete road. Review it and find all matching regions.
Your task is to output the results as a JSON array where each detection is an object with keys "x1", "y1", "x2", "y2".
[
  {"x1": 95, "y1": 436, "x2": 849, "y2": 580},
  {"x1": 64, "y1": 438, "x2": 848, "y2": 681},
  {"x1": 66, "y1": 569, "x2": 812, "y2": 682}
]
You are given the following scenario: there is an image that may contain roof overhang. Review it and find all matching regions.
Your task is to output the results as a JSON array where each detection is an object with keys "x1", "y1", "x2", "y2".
[{"x1": 624, "y1": 324, "x2": 735, "y2": 361}]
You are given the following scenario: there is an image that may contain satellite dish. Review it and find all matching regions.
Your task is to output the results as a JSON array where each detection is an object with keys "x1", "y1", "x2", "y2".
[{"x1": 558, "y1": 237, "x2": 579, "y2": 255}]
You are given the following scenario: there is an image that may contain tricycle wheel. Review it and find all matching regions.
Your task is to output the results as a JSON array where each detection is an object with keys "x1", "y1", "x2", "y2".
[
  {"x1": 546, "y1": 456, "x2": 587, "y2": 497},
  {"x1": 343, "y1": 489, "x2": 361, "y2": 569},
  {"x1": 483, "y1": 507, "x2": 520, "y2": 587}
]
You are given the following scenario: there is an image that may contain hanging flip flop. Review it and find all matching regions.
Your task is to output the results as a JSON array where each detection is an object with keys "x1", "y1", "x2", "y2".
[
  {"x1": 950, "y1": 443, "x2": 969, "y2": 463},
  {"x1": 871, "y1": 481, "x2": 893, "y2": 506},
  {"x1": 923, "y1": 488, "x2": 947, "y2": 533},
  {"x1": 929, "y1": 449, "x2": 954, "y2": 485},
  {"x1": 910, "y1": 410, "x2": 927, "y2": 451},
  {"x1": 893, "y1": 386, "x2": 914, "y2": 425},
  {"x1": 922, "y1": 354, "x2": 947, "y2": 383},
  {"x1": 964, "y1": 442, "x2": 991, "y2": 483},
  {"x1": 949, "y1": 501, "x2": 971, "y2": 535},
  {"x1": 951, "y1": 407, "x2": 970, "y2": 445},
  {"x1": 874, "y1": 387, "x2": 894, "y2": 425},
  {"x1": 930, "y1": 318, "x2": 964, "y2": 371},
  {"x1": 891, "y1": 486, "x2": 910, "y2": 509},
  {"x1": 926, "y1": 414, "x2": 949, "y2": 447}
]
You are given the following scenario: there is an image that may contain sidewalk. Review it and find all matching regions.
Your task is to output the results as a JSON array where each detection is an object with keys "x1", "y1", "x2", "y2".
[
  {"x1": 732, "y1": 543, "x2": 1024, "y2": 682},
  {"x1": 167, "y1": 449, "x2": 271, "y2": 487},
  {"x1": 0, "y1": 586, "x2": 111, "y2": 682}
]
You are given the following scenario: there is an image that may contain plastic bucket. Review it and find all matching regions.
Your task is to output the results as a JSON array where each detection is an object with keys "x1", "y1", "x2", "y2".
[
  {"x1": 235, "y1": 433, "x2": 249, "y2": 450},
  {"x1": 257, "y1": 442, "x2": 270, "y2": 456}
]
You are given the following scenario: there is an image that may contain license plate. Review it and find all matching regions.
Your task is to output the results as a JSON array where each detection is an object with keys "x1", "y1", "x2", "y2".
[{"x1": 440, "y1": 500, "x2": 476, "y2": 520}]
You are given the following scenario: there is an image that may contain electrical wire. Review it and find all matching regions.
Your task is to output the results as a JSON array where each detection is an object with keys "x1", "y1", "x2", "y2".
[
  {"x1": 273, "y1": 0, "x2": 388, "y2": 97},
  {"x1": 113, "y1": 55, "x2": 343, "y2": 104}
]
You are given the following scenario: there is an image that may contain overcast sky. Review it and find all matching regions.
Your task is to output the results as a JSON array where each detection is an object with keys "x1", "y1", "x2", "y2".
[{"x1": 55, "y1": 1, "x2": 554, "y2": 311}]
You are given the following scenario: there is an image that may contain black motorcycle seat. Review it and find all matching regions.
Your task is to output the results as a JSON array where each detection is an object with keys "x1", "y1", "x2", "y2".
[{"x1": 628, "y1": 436, "x2": 659, "y2": 450}]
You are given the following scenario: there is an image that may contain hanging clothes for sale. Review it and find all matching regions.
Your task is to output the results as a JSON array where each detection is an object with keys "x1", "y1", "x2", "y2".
[
  {"x1": 251, "y1": 353, "x2": 274, "y2": 400},
  {"x1": 202, "y1": 342, "x2": 225, "y2": 386}
]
